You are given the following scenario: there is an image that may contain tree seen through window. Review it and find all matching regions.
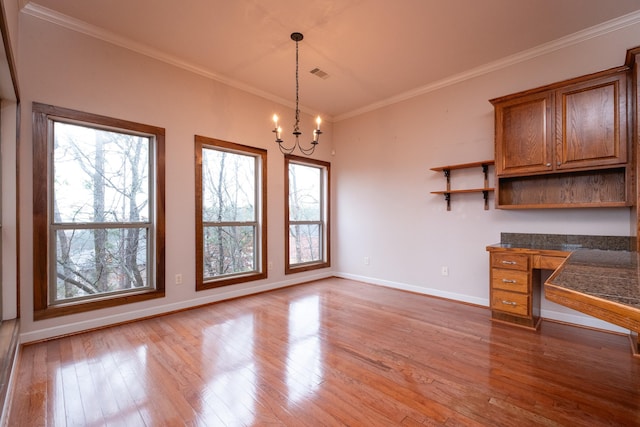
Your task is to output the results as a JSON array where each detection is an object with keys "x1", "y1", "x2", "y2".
[{"x1": 53, "y1": 122, "x2": 151, "y2": 302}]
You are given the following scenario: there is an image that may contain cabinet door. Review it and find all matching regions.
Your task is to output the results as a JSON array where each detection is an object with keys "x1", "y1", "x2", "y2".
[
  {"x1": 555, "y1": 72, "x2": 627, "y2": 170},
  {"x1": 494, "y1": 91, "x2": 554, "y2": 176}
]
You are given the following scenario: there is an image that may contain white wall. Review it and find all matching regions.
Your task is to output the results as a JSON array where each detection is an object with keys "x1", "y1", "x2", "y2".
[
  {"x1": 17, "y1": 13, "x2": 335, "y2": 342},
  {"x1": 16, "y1": 9, "x2": 640, "y2": 341},
  {"x1": 333, "y1": 22, "x2": 640, "y2": 333}
]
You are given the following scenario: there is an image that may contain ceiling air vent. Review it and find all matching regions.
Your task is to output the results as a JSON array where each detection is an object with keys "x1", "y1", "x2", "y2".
[{"x1": 310, "y1": 67, "x2": 330, "y2": 80}]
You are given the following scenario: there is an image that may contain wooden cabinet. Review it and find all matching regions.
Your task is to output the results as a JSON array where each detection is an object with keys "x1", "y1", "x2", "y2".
[
  {"x1": 495, "y1": 91, "x2": 553, "y2": 176},
  {"x1": 555, "y1": 72, "x2": 627, "y2": 170},
  {"x1": 489, "y1": 252, "x2": 540, "y2": 329},
  {"x1": 491, "y1": 66, "x2": 632, "y2": 209},
  {"x1": 487, "y1": 248, "x2": 569, "y2": 329}
]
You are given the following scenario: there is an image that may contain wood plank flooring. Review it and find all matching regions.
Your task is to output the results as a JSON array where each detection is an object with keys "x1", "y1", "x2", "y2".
[{"x1": 8, "y1": 278, "x2": 640, "y2": 426}]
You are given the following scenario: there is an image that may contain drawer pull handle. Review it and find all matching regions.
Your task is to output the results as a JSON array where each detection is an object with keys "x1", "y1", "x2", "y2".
[
  {"x1": 502, "y1": 279, "x2": 517, "y2": 283},
  {"x1": 501, "y1": 300, "x2": 517, "y2": 306},
  {"x1": 501, "y1": 260, "x2": 517, "y2": 265}
]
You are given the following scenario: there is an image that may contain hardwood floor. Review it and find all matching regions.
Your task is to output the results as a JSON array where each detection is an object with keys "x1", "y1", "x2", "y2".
[{"x1": 7, "y1": 278, "x2": 640, "y2": 426}]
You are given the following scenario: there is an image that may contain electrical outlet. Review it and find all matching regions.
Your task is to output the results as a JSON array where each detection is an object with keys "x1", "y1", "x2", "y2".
[
  {"x1": 175, "y1": 274, "x2": 183, "y2": 285},
  {"x1": 441, "y1": 266, "x2": 449, "y2": 276},
  {"x1": 364, "y1": 256, "x2": 370, "y2": 265},
  {"x1": 268, "y1": 261, "x2": 273, "y2": 271}
]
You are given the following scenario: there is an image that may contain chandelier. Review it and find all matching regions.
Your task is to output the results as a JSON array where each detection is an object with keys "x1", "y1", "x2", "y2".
[{"x1": 272, "y1": 32, "x2": 322, "y2": 156}]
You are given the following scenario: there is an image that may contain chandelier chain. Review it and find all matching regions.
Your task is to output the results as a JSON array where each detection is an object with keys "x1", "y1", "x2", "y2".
[{"x1": 294, "y1": 38, "x2": 300, "y2": 134}]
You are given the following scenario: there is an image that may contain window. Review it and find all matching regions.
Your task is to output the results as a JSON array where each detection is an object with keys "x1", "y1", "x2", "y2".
[
  {"x1": 33, "y1": 103, "x2": 165, "y2": 319},
  {"x1": 285, "y1": 155, "x2": 330, "y2": 274},
  {"x1": 195, "y1": 136, "x2": 267, "y2": 290}
]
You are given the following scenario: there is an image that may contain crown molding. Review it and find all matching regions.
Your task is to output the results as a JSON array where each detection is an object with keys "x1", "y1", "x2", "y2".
[
  {"x1": 22, "y1": 3, "x2": 640, "y2": 123},
  {"x1": 21, "y1": 2, "x2": 324, "y2": 118},
  {"x1": 334, "y1": 9, "x2": 640, "y2": 122}
]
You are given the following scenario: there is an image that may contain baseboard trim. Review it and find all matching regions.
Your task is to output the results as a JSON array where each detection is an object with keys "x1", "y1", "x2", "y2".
[
  {"x1": 21, "y1": 272, "x2": 333, "y2": 344},
  {"x1": 334, "y1": 272, "x2": 629, "y2": 334},
  {"x1": 20, "y1": 271, "x2": 630, "y2": 343},
  {"x1": 336, "y1": 272, "x2": 488, "y2": 307}
]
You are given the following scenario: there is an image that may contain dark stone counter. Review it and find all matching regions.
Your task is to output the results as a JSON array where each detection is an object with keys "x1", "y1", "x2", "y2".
[
  {"x1": 546, "y1": 249, "x2": 640, "y2": 310},
  {"x1": 499, "y1": 232, "x2": 633, "y2": 251}
]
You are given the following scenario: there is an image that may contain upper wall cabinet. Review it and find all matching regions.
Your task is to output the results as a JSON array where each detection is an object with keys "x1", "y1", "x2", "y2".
[
  {"x1": 555, "y1": 71, "x2": 627, "y2": 171},
  {"x1": 490, "y1": 65, "x2": 632, "y2": 209},
  {"x1": 494, "y1": 91, "x2": 553, "y2": 176},
  {"x1": 493, "y1": 68, "x2": 628, "y2": 177}
]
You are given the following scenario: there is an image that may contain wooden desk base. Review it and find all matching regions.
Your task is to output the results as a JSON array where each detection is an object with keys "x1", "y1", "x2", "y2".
[
  {"x1": 491, "y1": 312, "x2": 542, "y2": 331},
  {"x1": 545, "y1": 279, "x2": 640, "y2": 359},
  {"x1": 630, "y1": 332, "x2": 639, "y2": 358}
]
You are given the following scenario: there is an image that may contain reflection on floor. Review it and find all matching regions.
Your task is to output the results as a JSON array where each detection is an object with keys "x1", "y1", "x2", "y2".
[{"x1": 8, "y1": 278, "x2": 640, "y2": 426}]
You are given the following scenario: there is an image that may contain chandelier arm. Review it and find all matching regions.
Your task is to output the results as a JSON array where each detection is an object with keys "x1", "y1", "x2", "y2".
[
  {"x1": 275, "y1": 134, "x2": 298, "y2": 154},
  {"x1": 297, "y1": 142, "x2": 317, "y2": 156},
  {"x1": 277, "y1": 142, "x2": 297, "y2": 155}
]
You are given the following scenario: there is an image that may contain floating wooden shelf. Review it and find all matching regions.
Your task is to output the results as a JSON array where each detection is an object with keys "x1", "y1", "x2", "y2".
[
  {"x1": 431, "y1": 188, "x2": 494, "y2": 195},
  {"x1": 430, "y1": 160, "x2": 495, "y2": 173},
  {"x1": 431, "y1": 160, "x2": 495, "y2": 210}
]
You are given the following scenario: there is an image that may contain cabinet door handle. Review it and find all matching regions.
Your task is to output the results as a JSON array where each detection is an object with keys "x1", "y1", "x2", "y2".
[
  {"x1": 502, "y1": 279, "x2": 517, "y2": 283},
  {"x1": 501, "y1": 300, "x2": 517, "y2": 306},
  {"x1": 501, "y1": 260, "x2": 517, "y2": 265},
  {"x1": 545, "y1": 163, "x2": 552, "y2": 167}
]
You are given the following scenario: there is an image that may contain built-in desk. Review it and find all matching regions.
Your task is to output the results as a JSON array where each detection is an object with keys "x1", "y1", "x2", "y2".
[
  {"x1": 486, "y1": 244, "x2": 571, "y2": 329},
  {"x1": 545, "y1": 250, "x2": 640, "y2": 357},
  {"x1": 486, "y1": 233, "x2": 639, "y2": 357}
]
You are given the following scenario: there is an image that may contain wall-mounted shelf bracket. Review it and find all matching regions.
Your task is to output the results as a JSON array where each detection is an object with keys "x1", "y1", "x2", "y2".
[
  {"x1": 483, "y1": 189, "x2": 490, "y2": 210},
  {"x1": 443, "y1": 169, "x2": 451, "y2": 191},
  {"x1": 430, "y1": 160, "x2": 495, "y2": 211}
]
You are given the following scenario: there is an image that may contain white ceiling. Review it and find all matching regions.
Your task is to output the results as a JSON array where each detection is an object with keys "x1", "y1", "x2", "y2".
[{"x1": 21, "y1": 0, "x2": 640, "y2": 121}]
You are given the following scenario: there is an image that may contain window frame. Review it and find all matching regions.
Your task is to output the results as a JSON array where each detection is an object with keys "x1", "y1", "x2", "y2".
[
  {"x1": 285, "y1": 154, "x2": 330, "y2": 274},
  {"x1": 195, "y1": 135, "x2": 267, "y2": 290},
  {"x1": 32, "y1": 102, "x2": 165, "y2": 320}
]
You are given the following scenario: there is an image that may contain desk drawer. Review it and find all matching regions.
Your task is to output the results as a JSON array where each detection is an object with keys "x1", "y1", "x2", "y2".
[
  {"x1": 533, "y1": 255, "x2": 566, "y2": 270},
  {"x1": 491, "y1": 253, "x2": 529, "y2": 271},
  {"x1": 491, "y1": 268, "x2": 529, "y2": 293},
  {"x1": 491, "y1": 289, "x2": 529, "y2": 316}
]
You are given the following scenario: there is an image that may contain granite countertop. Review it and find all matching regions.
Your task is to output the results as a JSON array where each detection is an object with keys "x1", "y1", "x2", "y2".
[
  {"x1": 494, "y1": 232, "x2": 634, "y2": 251},
  {"x1": 546, "y1": 249, "x2": 640, "y2": 310},
  {"x1": 487, "y1": 232, "x2": 633, "y2": 255},
  {"x1": 487, "y1": 242, "x2": 581, "y2": 253}
]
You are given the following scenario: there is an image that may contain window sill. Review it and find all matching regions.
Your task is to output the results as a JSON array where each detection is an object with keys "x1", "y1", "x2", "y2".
[
  {"x1": 197, "y1": 271, "x2": 268, "y2": 291},
  {"x1": 33, "y1": 289, "x2": 165, "y2": 321},
  {"x1": 285, "y1": 261, "x2": 330, "y2": 275}
]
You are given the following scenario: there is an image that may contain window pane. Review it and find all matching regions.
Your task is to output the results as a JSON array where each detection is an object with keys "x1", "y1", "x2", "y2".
[
  {"x1": 202, "y1": 149, "x2": 256, "y2": 222},
  {"x1": 55, "y1": 227, "x2": 149, "y2": 302},
  {"x1": 288, "y1": 163, "x2": 320, "y2": 221},
  {"x1": 53, "y1": 122, "x2": 150, "y2": 224},
  {"x1": 289, "y1": 224, "x2": 321, "y2": 264},
  {"x1": 203, "y1": 225, "x2": 256, "y2": 278}
]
